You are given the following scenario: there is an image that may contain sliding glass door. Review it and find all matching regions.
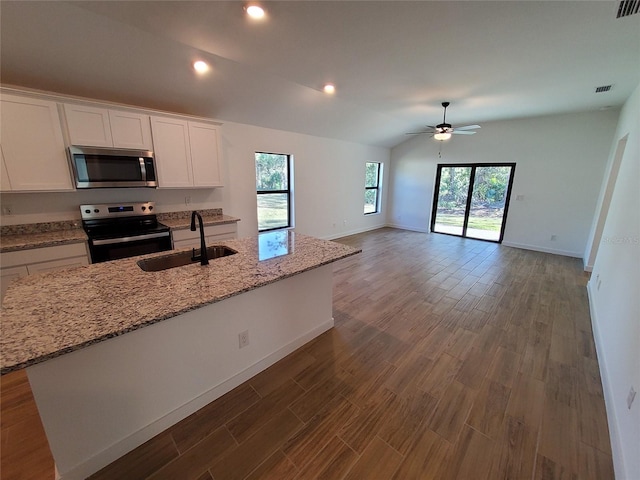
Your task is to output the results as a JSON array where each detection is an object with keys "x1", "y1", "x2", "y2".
[{"x1": 431, "y1": 164, "x2": 515, "y2": 242}]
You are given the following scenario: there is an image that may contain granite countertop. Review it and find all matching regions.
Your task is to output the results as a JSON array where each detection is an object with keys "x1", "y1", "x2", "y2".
[
  {"x1": 0, "y1": 220, "x2": 87, "y2": 253},
  {"x1": 0, "y1": 228, "x2": 88, "y2": 253},
  {"x1": 0, "y1": 211, "x2": 240, "y2": 253},
  {"x1": 158, "y1": 214, "x2": 240, "y2": 230},
  {"x1": 0, "y1": 231, "x2": 360, "y2": 374}
]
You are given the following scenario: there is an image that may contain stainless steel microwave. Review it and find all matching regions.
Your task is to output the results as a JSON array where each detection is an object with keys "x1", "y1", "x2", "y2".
[{"x1": 68, "y1": 146, "x2": 157, "y2": 188}]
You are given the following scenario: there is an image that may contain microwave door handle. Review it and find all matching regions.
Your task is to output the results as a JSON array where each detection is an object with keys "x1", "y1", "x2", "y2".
[
  {"x1": 91, "y1": 231, "x2": 170, "y2": 246},
  {"x1": 139, "y1": 157, "x2": 147, "y2": 182}
]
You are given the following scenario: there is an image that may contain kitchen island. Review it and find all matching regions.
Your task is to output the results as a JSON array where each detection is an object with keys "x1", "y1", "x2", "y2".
[{"x1": 0, "y1": 231, "x2": 360, "y2": 479}]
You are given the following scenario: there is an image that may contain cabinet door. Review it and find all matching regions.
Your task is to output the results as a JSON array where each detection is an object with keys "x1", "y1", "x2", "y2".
[
  {"x1": 1, "y1": 265, "x2": 28, "y2": 302},
  {"x1": 151, "y1": 116, "x2": 193, "y2": 188},
  {"x1": 1, "y1": 146, "x2": 11, "y2": 191},
  {"x1": 64, "y1": 104, "x2": 113, "y2": 147},
  {"x1": 1, "y1": 95, "x2": 73, "y2": 191},
  {"x1": 188, "y1": 122, "x2": 223, "y2": 187},
  {"x1": 109, "y1": 110, "x2": 152, "y2": 150}
]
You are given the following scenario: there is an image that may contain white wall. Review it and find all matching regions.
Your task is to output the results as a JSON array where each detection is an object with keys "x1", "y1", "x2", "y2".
[
  {"x1": 587, "y1": 83, "x2": 640, "y2": 480},
  {"x1": 216, "y1": 121, "x2": 390, "y2": 239},
  {"x1": 1, "y1": 110, "x2": 390, "y2": 240},
  {"x1": 388, "y1": 109, "x2": 619, "y2": 257},
  {"x1": 0, "y1": 188, "x2": 224, "y2": 225}
]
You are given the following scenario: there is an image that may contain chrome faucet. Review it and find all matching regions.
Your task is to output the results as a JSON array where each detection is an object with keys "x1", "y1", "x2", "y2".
[{"x1": 190, "y1": 211, "x2": 209, "y2": 266}]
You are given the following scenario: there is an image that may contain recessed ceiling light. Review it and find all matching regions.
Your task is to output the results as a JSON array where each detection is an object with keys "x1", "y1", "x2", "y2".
[
  {"x1": 193, "y1": 60, "x2": 209, "y2": 73},
  {"x1": 323, "y1": 84, "x2": 336, "y2": 94},
  {"x1": 246, "y1": 5, "x2": 265, "y2": 19}
]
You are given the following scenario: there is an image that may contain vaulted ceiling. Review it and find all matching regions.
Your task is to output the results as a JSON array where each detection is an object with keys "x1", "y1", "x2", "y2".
[{"x1": 1, "y1": 1, "x2": 638, "y2": 147}]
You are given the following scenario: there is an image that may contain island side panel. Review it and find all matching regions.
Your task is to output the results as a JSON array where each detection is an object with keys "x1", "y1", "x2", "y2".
[{"x1": 26, "y1": 264, "x2": 334, "y2": 480}]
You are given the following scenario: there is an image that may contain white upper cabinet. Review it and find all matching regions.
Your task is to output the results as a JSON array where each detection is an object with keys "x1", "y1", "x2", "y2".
[
  {"x1": 63, "y1": 104, "x2": 111, "y2": 147},
  {"x1": 64, "y1": 104, "x2": 152, "y2": 150},
  {"x1": 0, "y1": 94, "x2": 73, "y2": 191},
  {"x1": 188, "y1": 122, "x2": 222, "y2": 187},
  {"x1": 151, "y1": 116, "x2": 193, "y2": 188},
  {"x1": 108, "y1": 110, "x2": 153, "y2": 150},
  {"x1": 1, "y1": 147, "x2": 12, "y2": 191},
  {"x1": 151, "y1": 116, "x2": 222, "y2": 188}
]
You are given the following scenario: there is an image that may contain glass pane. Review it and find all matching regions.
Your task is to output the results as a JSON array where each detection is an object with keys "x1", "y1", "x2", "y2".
[
  {"x1": 257, "y1": 193, "x2": 289, "y2": 231},
  {"x1": 467, "y1": 166, "x2": 512, "y2": 241},
  {"x1": 365, "y1": 162, "x2": 379, "y2": 188},
  {"x1": 256, "y1": 153, "x2": 288, "y2": 191},
  {"x1": 433, "y1": 166, "x2": 472, "y2": 236},
  {"x1": 364, "y1": 189, "x2": 378, "y2": 214}
]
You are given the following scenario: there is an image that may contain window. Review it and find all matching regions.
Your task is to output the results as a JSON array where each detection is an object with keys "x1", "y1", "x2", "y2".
[
  {"x1": 255, "y1": 152, "x2": 292, "y2": 231},
  {"x1": 430, "y1": 163, "x2": 516, "y2": 243},
  {"x1": 364, "y1": 162, "x2": 382, "y2": 214}
]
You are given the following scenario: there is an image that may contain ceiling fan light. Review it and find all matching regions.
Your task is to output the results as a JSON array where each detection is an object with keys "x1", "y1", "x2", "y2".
[
  {"x1": 434, "y1": 132, "x2": 451, "y2": 141},
  {"x1": 246, "y1": 4, "x2": 265, "y2": 19},
  {"x1": 193, "y1": 60, "x2": 210, "y2": 73}
]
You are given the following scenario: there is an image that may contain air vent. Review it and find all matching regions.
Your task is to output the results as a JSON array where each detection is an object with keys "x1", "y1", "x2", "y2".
[
  {"x1": 617, "y1": 0, "x2": 639, "y2": 18},
  {"x1": 595, "y1": 85, "x2": 613, "y2": 93}
]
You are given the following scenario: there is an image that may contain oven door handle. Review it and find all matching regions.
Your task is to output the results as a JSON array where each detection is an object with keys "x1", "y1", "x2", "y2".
[{"x1": 91, "y1": 231, "x2": 171, "y2": 246}]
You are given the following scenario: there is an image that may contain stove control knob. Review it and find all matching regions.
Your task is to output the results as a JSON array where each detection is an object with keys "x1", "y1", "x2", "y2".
[
  {"x1": 148, "y1": 205, "x2": 153, "y2": 211},
  {"x1": 84, "y1": 209, "x2": 91, "y2": 214},
  {"x1": 141, "y1": 206, "x2": 146, "y2": 211},
  {"x1": 94, "y1": 209, "x2": 99, "y2": 213}
]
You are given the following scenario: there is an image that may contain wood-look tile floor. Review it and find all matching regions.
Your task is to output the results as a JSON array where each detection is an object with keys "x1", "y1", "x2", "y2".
[{"x1": 1, "y1": 228, "x2": 614, "y2": 480}]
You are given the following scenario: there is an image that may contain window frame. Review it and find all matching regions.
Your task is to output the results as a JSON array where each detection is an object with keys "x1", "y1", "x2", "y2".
[
  {"x1": 430, "y1": 162, "x2": 516, "y2": 243},
  {"x1": 364, "y1": 162, "x2": 382, "y2": 215},
  {"x1": 255, "y1": 151, "x2": 293, "y2": 232}
]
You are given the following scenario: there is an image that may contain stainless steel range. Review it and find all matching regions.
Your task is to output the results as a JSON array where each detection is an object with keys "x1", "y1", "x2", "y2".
[{"x1": 81, "y1": 202, "x2": 172, "y2": 263}]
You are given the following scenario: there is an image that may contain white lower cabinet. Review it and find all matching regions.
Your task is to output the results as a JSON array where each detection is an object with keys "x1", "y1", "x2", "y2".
[
  {"x1": 1, "y1": 243, "x2": 89, "y2": 301},
  {"x1": 172, "y1": 224, "x2": 237, "y2": 249}
]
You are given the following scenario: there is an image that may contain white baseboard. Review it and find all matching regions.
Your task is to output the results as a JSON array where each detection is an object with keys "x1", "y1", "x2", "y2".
[
  {"x1": 384, "y1": 222, "x2": 429, "y2": 233},
  {"x1": 501, "y1": 240, "x2": 582, "y2": 258},
  {"x1": 323, "y1": 224, "x2": 386, "y2": 240},
  {"x1": 586, "y1": 281, "x2": 625, "y2": 479}
]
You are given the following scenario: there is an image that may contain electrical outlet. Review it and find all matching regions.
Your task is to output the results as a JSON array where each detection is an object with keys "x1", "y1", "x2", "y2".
[
  {"x1": 238, "y1": 330, "x2": 249, "y2": 349},
  {"x1": 516, "y1": 195, "x2": 524, "y2": 201},
  {"x1": 550, "y1": 235, "x2": 557, "y2": 241},
  {"x1": 597, "y1": 279, "x2": 602, "y2": 291},
  {"x1": 628, "y1": 386, "x2": 636, "y2": 409},
  {"x1": 185, "y1": 196, "x2": 191, "y2": 206},
  {"x1": 343, "y1": 220, "x2": 347, "y2": 226},
  {"x1": 2, "y1": 205, "x2": 13, "y2": 215}
]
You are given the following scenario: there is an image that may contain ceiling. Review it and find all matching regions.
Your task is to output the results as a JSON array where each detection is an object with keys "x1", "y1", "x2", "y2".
[{"x1": 1, "y1": 1, "x2": 638, "y2": 148}]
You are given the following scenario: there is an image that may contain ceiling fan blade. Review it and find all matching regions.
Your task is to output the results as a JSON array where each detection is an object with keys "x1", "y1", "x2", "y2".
[
  {"x1": 453, "y1": 125, "x2": 481, "y2": 131},
  {"x1": 452, "y1": 130, "x2": 476, "y2": 135}
]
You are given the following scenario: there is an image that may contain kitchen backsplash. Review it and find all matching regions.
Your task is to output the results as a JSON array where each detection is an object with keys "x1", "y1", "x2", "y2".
[
  {"x1": 1, "y1": 209, "x2": 225, "y2": 236},
  {"x1": 0, "y1": 188, "x2": 224, "y2": 226}
]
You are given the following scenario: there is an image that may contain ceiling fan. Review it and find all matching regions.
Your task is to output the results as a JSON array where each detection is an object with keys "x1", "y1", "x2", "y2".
[{"x1": 407, "y1": 102, "x2": 480, "y2": 140}]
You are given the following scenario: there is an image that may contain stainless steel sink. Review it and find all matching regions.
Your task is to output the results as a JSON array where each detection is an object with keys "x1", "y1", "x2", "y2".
[{"x1": 137, "y1": 246, "x2": 237, "y2": 272}]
